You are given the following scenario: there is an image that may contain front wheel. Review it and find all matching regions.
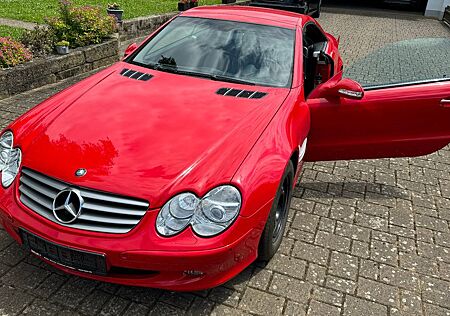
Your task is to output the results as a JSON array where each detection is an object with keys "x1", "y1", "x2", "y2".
[{"x1": 258, "y1": 161, "x2": 295, "y2": 262}]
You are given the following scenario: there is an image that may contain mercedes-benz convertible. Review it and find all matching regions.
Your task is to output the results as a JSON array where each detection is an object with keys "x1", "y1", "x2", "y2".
[{"x1": 0, "y1": 6, "x2": 449, "y2": 291}]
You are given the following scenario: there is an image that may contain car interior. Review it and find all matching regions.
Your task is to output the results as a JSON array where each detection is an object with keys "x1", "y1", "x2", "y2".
[{"x1": 302, "y1": 23, "x2": 333, "y2": 97}]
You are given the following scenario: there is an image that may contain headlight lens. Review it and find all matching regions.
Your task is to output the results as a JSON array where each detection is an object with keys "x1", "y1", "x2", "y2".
[
  {"x1": 0, "y1": 131, "x2": 22, "y2": 188},
  {"x1": 192, "y1": 186, "x2": 241, "y2": 236},
  {"x1": 0, "y1": 131, "x2": 13, "y2": 170},
  {"x1": 156, "y1": 185, "x2": 241, "y2": 237},
  {"x1": 156, "y1": 193, "x2": 198, "y2": 236}
]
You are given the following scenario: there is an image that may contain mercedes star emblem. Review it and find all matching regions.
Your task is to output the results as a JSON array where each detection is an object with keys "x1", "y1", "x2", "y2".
[{"x1": 52, "y1": 189, "x2": 84, "y2": 224}]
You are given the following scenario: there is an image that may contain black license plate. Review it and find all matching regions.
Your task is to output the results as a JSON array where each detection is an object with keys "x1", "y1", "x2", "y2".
[{"x1": 20, "y1": 229, "x2": 107, "y2": 275}]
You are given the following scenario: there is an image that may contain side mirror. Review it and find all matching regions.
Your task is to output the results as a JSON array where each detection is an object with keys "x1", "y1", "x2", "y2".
[
  {"x1": 309, "y1": 77, "x2": 364, "y2": 100},
  {"x1": 334, "y1": 78, "x2": 364, "y2": 99},
  {"x1": 124, "y1": 43, "x2": 138, "y2": 58}
]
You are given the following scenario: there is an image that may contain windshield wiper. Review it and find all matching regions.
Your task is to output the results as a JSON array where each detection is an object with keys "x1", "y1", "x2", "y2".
[
  {"x1": 145, "y1": 63, "x2": 256, "y2": 86},
  {"x1": 209, "y1": 74, "x2": 256, "y2": 86}
]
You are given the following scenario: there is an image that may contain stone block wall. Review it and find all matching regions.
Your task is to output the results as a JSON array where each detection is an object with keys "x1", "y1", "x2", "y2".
[
  {"x1": 119, "y1": 13, "x2": 177, "y2": 41},
  {"x1": 0, "y1": 39, "x2": 119, "y2": 100}
]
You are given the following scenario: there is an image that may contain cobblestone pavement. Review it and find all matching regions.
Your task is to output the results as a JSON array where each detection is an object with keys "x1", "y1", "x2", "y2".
[{"x1": 0, "y1": 7, "x2": 450, "y2": 316}]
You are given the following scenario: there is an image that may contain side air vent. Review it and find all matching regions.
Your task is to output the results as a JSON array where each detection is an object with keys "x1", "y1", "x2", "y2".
[
  {"x1": 120, "y1": 68, "x2": 153, "y2": 81},
  {"x1": 216, "y1": 88, "x2": 267, "y2": 99}
]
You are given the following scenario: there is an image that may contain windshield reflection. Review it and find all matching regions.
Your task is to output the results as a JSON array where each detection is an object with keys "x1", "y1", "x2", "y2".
[{"x1": 129, "y1": 17, "x2": 296, "y2": 88}]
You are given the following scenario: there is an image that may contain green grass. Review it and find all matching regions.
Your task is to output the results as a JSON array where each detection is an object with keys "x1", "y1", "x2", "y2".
[
  {"x1": 0, "y1": 0, "x2": 222, "y2": 23},
  {"x1": 0, "y1": 25, "x2": 26, "y2": 39}
]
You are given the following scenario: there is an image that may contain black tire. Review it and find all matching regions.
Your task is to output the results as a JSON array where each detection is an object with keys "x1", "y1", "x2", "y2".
[
  {"x1": 311, "y1": 0, "x2": 321, "y2": 18},
  {"x1": 258, "y1": 160, "x2": 295, "y2": 262}
]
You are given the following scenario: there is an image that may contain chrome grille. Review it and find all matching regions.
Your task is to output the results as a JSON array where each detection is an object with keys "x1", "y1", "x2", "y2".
[{"x1": 19, "y1": 168, "x2": 149, "y2": 234}]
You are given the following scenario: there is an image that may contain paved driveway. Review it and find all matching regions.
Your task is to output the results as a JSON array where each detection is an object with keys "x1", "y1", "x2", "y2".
[{"x1": 0, "y1": 7, "x2": 449, "y2": 316}]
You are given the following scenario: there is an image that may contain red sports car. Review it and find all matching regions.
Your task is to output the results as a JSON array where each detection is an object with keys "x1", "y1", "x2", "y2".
[{"x1": 0, "y1": 6, "x2": 449, "y2": 291}]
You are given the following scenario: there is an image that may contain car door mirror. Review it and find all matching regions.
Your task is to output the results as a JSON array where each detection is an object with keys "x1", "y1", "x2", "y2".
[
  {"x1": 309, "y1": 77, "x2": 365, "y2": 100},
  {"x1": 124, "y1": 43, "x2": 138, "y2": 58},
  {"x1": 335, "y1": 78, "x2": 365, "y2": 99}
]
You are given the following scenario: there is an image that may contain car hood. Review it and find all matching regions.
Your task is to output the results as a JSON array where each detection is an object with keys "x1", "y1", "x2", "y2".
[{"x1": 16, "y1": 63, "x2": 290, "y2": 207}]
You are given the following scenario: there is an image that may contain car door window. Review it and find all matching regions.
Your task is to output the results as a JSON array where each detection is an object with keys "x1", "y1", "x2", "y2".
[{"x1": 345, "y1": 37, "x2": 450, "y2": 89}]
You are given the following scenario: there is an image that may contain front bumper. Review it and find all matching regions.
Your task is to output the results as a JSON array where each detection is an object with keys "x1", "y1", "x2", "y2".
[{"x1": 0, "y1": 184, "x2": 271, "y2": 291}]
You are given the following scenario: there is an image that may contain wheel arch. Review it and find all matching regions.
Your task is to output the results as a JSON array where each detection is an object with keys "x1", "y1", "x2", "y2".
[{"x1": 290, "y1": 148, "x2": 299, "y2": 175}]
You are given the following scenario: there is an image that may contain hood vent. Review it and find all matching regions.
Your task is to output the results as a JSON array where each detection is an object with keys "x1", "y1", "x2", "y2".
[
  {"x1": 216, "y1": 88, "x2": 267, "y2": 99},
  {"x1": 120, "y1": 68, "x2": 153, "y2": 81}
]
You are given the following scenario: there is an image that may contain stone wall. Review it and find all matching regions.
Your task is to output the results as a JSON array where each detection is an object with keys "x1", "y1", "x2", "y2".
[
  {"x1": 119, "y1": 13, "x2": 177, "y2": 41},
  {"x1": 0, "y1": 2, "x2": 251, "y2": 100},
  {"x1": 0, "y1": 38, "x2": 119, "y2": 100}
]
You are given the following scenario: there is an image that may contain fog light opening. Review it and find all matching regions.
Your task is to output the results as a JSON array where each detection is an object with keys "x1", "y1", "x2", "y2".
[{"x1": 183, "y1": 270, "x2": 205, "y2": 277}]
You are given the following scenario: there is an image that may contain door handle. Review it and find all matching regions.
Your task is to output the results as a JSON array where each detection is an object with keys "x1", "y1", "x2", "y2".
[{"x1": 441, "y1": 99, "x2": 450, "y2": 108}]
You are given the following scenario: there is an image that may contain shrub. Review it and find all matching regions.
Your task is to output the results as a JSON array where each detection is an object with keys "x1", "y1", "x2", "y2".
[
  {"x1": 56, "y1": 40, "x2": 70, "y2": 47},
  {"x1": 20, "y1": 26, "x2": 54, "y2": 57},
  {"x1": 108, "y1": 3, "x2": 121, "y2": 10},
  {"x1": 0, "y1": 37, "x2": 32, "y2": 68},
  {"x1": 46, "y1": 0, "x2": 116, "y2": 49}
]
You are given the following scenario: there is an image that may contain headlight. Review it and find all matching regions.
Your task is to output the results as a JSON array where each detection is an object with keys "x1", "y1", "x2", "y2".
[
  {"x1": 156, "y1": 193, "x2": 198, "y2": 236},
  {"x1": 0, "y1": 131, "x2": 22, "y2": 188},
  {"x1": 156, "y1": 185, "x2": 241, "y2": 237}
]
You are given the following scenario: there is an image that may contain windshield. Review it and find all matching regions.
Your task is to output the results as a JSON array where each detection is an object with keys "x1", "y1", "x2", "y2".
[{"x1": 128, "y1": 17, "x2": 296, "y2": 88}]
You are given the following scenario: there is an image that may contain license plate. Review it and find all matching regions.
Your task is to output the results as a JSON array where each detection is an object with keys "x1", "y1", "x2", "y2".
[{"x1": 20, "y1": 229, "x2": 107, "y2": 275}]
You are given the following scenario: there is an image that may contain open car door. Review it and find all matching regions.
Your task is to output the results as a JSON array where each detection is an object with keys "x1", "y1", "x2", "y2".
[{"x1": 304, "y1": 74, "x2": 450, "y2": 161}]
